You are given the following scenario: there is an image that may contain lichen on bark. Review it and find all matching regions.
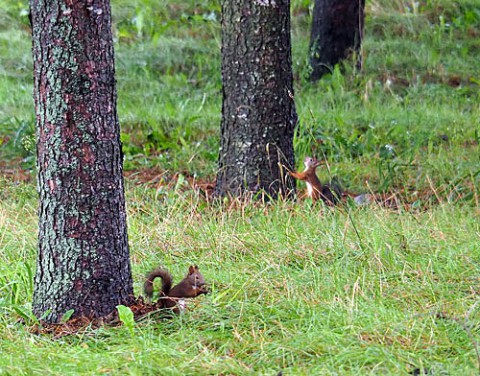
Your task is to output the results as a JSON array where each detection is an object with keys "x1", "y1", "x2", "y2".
[{"x1": 31, "y1": 0, "x2": 133, "y2": 323}]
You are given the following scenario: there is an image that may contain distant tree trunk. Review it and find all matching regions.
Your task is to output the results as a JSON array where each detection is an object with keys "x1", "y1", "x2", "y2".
[
  {"x1": 215, "y1": 0, "x2": 297, "y2": 199},
  {"x1": 309, "y1": 0, "x2": 365, "y2": 81},
  {"x1": 31, "y1": 0, "x2": 133, "y2": 323}
]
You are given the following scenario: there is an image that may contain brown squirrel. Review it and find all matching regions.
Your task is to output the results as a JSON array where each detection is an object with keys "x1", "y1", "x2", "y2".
[
  {"x1": 289, "y1": 156, "x2": 342, "y2": 205},
  {"x1": 144, "y1": 265, "x2": 208, "y2": 311}
]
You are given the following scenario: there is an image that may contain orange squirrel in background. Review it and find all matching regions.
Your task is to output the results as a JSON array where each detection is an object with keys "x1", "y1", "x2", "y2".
[
  {"x1": 289, "y1": 156, "x2": 342, "y2": 205},
  {"x1": 144, "y1": 265, "x2": 208, "y2": 312}
]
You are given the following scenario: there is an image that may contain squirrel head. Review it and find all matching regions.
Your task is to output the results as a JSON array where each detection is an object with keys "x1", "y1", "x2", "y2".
[
  {"x1": 187, "y1": 265, "x2": 208, "y2": 295},
  {"x1": 303, "y1": 156, "x2": 321, "y2": 170}
]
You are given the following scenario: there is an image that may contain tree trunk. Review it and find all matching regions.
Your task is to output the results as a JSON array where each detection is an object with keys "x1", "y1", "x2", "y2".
[
  {"x1": 215, "y1": 0, "x2": 297, "y2": 199},
  {"x1": 309, "y1": 0, "x2": 365, "y2": 81},
  {"x1": 31, "y1": 0, "x2": 133, "y2": 323}
]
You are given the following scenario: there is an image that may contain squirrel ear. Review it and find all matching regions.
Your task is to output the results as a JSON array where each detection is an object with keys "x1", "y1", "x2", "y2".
[{"x1": 188, "y1": 265, "x2": 195, "y2": 274}]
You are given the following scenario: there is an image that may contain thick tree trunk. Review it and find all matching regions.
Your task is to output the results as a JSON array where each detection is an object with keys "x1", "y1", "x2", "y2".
[
  {"x1": 215, "y1": 0, "x2": 297, "y2": 199},
  {"x1": 309, "y1": 0, "x2": 365, "y2": 81},
  {"x1": 31, "y1": 0, "x2": 133, "y2": 323}
]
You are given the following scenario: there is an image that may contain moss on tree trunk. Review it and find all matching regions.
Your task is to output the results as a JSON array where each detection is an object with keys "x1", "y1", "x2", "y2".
[
  {"x1": 31, "y1": 0, "x2": 133, "y2": 323},
  {"x1": 215, "y1": 0, "x2": 297, "y2": 199}
]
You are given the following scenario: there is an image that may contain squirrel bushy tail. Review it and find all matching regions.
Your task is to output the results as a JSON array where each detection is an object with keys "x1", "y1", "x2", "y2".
[{"x1": 144, "y1": 268, "x2": 173, "y2": 299}]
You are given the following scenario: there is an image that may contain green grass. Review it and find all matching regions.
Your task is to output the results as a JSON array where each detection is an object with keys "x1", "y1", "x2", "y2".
[
  {"x1": 1, "y1": 0, "x2": 480, "y2": 374},
  {"x1": 1, "y1": 180, "x2": 479, "y2": 374},
  {"x1": 2, "y1": 0, "x2": 479, "y2": 193}
]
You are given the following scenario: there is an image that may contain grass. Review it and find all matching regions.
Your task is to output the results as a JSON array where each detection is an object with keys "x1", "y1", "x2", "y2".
[
  {"x1": 1, "y1": 181, "x2": 479, "y2": 374},
  {"x1": 1, "y1": 0, "x2": 480, "y2": 374}
]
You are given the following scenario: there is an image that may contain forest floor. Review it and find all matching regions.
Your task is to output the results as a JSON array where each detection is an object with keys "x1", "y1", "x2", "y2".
[{"x1": 1, "y1": 0, "x2": 479, "y2": 375}]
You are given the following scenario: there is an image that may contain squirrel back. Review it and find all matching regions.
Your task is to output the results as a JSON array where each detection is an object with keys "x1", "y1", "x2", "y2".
[
  {"x1": 168, "y1": 265, "x2": 208, "y2": 298},
  {"x1": 144, "y1": 265, "x2": 208, "y2": 310}
]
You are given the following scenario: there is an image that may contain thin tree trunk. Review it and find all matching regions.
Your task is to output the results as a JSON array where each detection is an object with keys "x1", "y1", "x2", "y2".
[
  {"x1": 309, "y1": 0, "x2": 365, "y2": 81},
  {"x1": 215, "y1": 0, "x2": 297, "y2": 199},
  {"x1": 31, "y1": 0, "x2": 133, "y2": 323}
]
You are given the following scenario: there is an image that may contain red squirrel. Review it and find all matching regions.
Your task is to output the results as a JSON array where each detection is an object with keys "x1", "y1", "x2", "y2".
[
  {"x1": 289, "y1": 156, "x2": 342, "y2": 205},
  {"x1": 144, "y1": 265, "x2": 208, "y2": 312}
]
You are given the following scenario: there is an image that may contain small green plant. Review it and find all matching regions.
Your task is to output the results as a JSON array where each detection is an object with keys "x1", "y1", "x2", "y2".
[
  {"x1": 117, "y1": 304, "x2": 135, "y2": 335},
  {"x1": 60, "y1": 309, "x2": 75, "y2": 324}
]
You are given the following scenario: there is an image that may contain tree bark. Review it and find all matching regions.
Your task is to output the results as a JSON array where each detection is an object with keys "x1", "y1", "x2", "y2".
[
  {"x1": 31, "y1": 0, "x2": 133, "y2": 323},
  {"x1": 309, "y1": 0, "x2": 365, "y2": 81},
  {"x1": 215, "y1": 0, "x2": 297, "y2": 199}
]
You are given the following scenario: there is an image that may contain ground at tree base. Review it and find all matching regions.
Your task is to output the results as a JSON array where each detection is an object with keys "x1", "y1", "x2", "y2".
[{"x1": 28, "y1": 296, "x2": 185, "y2": 338}]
